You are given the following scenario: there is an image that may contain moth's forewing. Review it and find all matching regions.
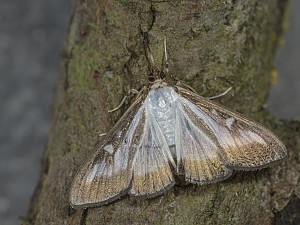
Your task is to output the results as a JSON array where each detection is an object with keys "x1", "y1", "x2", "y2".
[
  {"x1": 70, "y1": 91, "x2": 146, "y2": 208},
  {"x1": 175, "y1": 85, "x2": 287, "y2": 170}
]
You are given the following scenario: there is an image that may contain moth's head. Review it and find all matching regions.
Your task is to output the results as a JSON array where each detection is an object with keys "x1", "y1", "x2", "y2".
[
  {"x1": 148, "y1": 66, "x2": 166, "y2": 83},
  {"x1": 148, "y1": 68, "x2": 167, "y2": 89}
]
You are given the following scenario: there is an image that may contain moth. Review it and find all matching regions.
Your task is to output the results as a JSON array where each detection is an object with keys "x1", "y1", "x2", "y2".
[{"x1": 70, "y1": 38, "x2": 287, "y2": 208}]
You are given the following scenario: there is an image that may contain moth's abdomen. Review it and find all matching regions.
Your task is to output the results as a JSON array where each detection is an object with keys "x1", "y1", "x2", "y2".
[{"x1": 146, "y1": 87, "x2": 178, "y2": 147}]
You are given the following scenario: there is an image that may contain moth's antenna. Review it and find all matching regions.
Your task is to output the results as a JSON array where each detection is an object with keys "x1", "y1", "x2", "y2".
[
  {"x1": 143, "y1": 33, "x2": 164, "y2": 82},
  {"x1": 143, "y1": 33, "x2": 155, "y2": 74},
  {"x1": 163, "y1": 36, "x2": 169, "y2": 75},
  {"x1": 146, "y1": 44, "x2": 155, "y2": 70},
  {"x1": 163, "y1": 36, "x2": 177, "y2": 82}
]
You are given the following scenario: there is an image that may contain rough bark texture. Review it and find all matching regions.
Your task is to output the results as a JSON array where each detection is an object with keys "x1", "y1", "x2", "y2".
[{"x1": 26, "y1": 0, "x2": 300, "y2": 224}]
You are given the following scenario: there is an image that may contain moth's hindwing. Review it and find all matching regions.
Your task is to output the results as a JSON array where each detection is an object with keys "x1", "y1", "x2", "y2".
[
  {"x1": 175, "y1": 85, "x2": 287, "y2": 171},
  {"x1": 175, "y1": 98, "x2": 232, "y2": 184},
  {"x1": 129, "y1": 103, "x2": 175, "y2": 197}
]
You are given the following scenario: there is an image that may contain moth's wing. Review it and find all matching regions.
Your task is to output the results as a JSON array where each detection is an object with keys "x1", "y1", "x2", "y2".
[
  {"x1": 70, "y1": 94, "x2": 146, "y2": 208},
  {"x1": 129, "y1": 103, "x2": 175, "y2": 198},
  {"x1": 176, "y1": 86, "x2": 287, "y2": 170},
  {"x1": 175, "y1": 99, "x2": 232, "y2": 184}
]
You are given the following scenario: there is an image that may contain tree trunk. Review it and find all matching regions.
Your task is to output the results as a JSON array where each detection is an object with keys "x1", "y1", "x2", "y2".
[{"x1": 25, "y1": 0, "x2": 300, "y2": 224}]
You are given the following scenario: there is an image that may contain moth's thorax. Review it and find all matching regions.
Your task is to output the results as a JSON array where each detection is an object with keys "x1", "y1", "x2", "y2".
[
  {"x1": 150, "y1": 79, "x2": 168, "y2": 90},
  {"x1": 146, "y1": 86, "x2": 178, "y2": 147}
]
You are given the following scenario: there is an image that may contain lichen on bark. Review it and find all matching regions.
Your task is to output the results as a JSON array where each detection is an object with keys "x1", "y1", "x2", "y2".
[{"x1": 27, "y1": 0, "x2": 300, "y2": 224}]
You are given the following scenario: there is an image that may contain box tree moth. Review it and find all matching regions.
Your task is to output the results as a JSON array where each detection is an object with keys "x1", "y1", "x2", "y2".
[{"x1": 70, "y1": 37, "x2": 287, "y2": 208}]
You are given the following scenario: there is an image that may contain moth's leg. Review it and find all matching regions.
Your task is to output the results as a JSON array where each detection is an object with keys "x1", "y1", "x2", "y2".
[
  {"x1": 175, "y1": 81, "x2": 199, "y2": 94},
  {"x1": 176, "y1": 81, "x2": 232, "y2": 99},
  {"x1": 207, "y1": 87, "x2": 232, "y2": 100},
  {"x1": 108, "y1": 89, "x2": 139, "y2": 113},
  {"x1": 100, "y1": 87, "x2": 145, "y2": 136}
]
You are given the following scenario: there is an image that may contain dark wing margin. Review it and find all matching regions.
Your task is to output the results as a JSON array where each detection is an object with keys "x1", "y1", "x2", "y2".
[
  {"x1": 175, "y1": 85, "x2": 287, "y2": 170},
  {"x1": 70, "y1": 92, "x2": 146, "y2": 208}
]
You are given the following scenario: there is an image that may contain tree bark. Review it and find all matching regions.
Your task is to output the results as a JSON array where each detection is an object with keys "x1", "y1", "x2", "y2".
[{"x1": 25, "y1": 0, "x2": 300, "y2": 224}]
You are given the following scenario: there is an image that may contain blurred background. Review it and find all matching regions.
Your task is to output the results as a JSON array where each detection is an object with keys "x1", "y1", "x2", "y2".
[{"x1": 0, "y1": 1, "x2": 299, "y2": 225}]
